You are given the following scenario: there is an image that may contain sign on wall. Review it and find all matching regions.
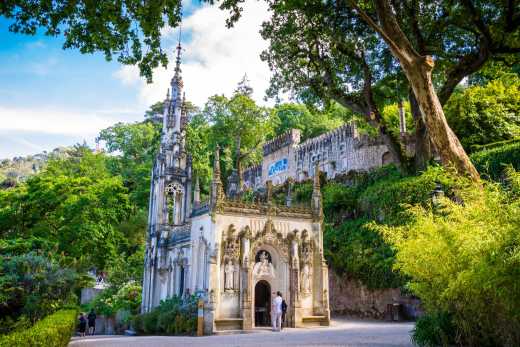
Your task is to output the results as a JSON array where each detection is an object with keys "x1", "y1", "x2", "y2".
[{"x1": 268, "y1": 158, "x2": 288, "y2": 177}]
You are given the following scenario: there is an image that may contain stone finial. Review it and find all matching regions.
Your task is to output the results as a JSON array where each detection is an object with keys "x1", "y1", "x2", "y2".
[
  {"x1": 266, "y1": 180, "x2": 273, "y2": 202},
  {"x1": 286, "y1": 177, "x2": 293, "y2": 207},
  {"x1": 193, "y1": 176, "x2": 200, "y2": 208},
  {"x1": 313, "y1": 163, "x2": 321, "y2": 193},
  {"x1": 312, "y1": 163, "x2": 323, "y2": 221},
  {"x1": 210, "y1": 145, "x2": 224, "y2": 209},
  {"x1": 214, "y1": 145, "x2": 221, "y2": 178}
]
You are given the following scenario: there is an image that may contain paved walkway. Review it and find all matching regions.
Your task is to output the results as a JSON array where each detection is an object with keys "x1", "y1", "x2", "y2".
[{"x1": 69, "y1": 318, "x2": 414, "y2": 347}]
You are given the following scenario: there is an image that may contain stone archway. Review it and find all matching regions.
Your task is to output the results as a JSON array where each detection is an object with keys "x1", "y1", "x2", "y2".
[{"x1": 254, "y1": 280, "x2": 271, "y2": 327}]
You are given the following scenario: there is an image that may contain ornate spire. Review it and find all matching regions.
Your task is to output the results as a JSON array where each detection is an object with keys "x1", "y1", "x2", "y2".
[
  {"x1": 210, "y1": 145, "x2": 224, "y2": 210},
  {"x1": 171, "y1": 30, "x2": 183, "y2": 89}
]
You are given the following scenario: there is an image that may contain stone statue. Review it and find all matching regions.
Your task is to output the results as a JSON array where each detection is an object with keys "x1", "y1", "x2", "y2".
[
  {"x1": 224, "y1": 260, "x2": 235, "y2": 290},
  {"x1": 301, "y1": 263, "x2": 311, "y2": 294},
  {"x1": 253, "y1": 251, "x2": 275, "y2": 277}
]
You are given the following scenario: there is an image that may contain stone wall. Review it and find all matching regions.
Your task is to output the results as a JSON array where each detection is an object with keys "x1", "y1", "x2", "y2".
[
  {"x1": 328, "y1": 271, "x2": 422, "y2": 320},
  {"x1": 242, "y1": 124, "x2": 394, "y2": 189}
]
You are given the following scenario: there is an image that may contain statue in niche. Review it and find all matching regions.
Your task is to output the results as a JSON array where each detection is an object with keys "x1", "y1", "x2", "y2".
[
  {"x1": 224, "y1": 260, "x2": 235, "y2": 290},
  {"x1": 253, "y1": 251, "x2": 275, "y2": 277},
  {"x1": 301, "y1": 263, "x2": 311, "y2": 294}
]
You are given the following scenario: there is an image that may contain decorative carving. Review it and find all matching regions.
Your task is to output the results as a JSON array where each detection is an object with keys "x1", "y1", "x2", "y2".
[
  {"x1": 301, "y1": 263, "x2": 311, "y2": 294},
  {"x1": 250, "y1": 219, "x2": 290, "y2": 261},
  {"x1": 222, "y1": 225, "x2": 240, "y2": 262},
  {"x1": 253, "y1": 251, "x2": 275, "y2": 278},
  {"x1": 224, "y1": 259, "x2": 235, "y2": 291}
]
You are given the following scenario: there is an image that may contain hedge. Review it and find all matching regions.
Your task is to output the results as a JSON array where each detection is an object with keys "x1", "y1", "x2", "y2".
[
  {"x1": 0, "y1": 309, "x2": 78, "y2": 347},
  {"x1": 471, "y1": 141, "x2": 520, "y2": 180}
]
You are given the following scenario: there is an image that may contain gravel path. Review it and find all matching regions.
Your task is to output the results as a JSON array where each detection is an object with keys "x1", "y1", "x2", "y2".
[{"x1": 69, "y1": 318, "x2": 414, "y2": 347}]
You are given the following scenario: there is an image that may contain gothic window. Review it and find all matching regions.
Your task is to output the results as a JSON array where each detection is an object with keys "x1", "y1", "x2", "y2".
[{"x1": 178, "y1": 266, "x2": 185, "y2": 296}]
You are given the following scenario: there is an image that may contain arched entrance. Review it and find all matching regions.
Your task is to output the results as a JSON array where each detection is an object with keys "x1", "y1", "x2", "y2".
[{"x1": 254, "y1": 280, "x2": 271, "y2": 327}]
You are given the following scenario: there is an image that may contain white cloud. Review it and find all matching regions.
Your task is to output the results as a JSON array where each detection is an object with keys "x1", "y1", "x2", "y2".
[
  {"x1": 114, "y1": 1, "x2": 272, "y2": 107},
  {"x1": 0, "y1": 106, "x2": 122, "y2": 136}
]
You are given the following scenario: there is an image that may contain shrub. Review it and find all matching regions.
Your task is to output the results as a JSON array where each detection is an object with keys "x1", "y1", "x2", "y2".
[
  {"x1": 0, "y1": 309, "x2": 77, "y2": 347},
  {"x1": 412, "y1": 311, "x2": 457, "y2": 347},
  {"x1": 0, "y1": 253, "x2": 78, "y2": 333},
  {"x1": 471, "y1": 140, "x2": 520, "y2": 181},
  {"x1": 133, "y1": 295, "x2": 197, "y2": 335},
  {"x1": 379, "y1": 169, "x2": 520, "y2": 346}
]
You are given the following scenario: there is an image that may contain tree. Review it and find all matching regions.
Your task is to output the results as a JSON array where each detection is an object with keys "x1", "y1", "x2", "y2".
[
  {"x1": 204, "y1": 86, "x2": 272, "y2": 187},
  {"x1": 98, "y1": 120, "x2": 161, "y2": 209},
  {"x1": 0, "y1": 148, "x2": 132, "y2": 270},
  {"x1": 270, "y1": 103, "x2": 343, "y2": 141},
  {"x1": 221, "y1": 0, "x2": 520, "y2": 180},
  {"x1": 0, "y1": 253, "x2": 78, "y2": 331},
  {"x1": 0, "y1": 0, "x2": 183, "y2": 82}
]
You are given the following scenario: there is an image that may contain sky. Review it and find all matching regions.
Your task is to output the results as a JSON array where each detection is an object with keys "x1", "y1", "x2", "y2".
[{"x1": 0, "y1": 0, "x2": 271, "y2": 160}]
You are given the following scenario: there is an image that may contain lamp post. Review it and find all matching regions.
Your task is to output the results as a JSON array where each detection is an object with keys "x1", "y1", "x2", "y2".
[{"x1": 432, "y1": 183, "x2": 444, "y2": 208}]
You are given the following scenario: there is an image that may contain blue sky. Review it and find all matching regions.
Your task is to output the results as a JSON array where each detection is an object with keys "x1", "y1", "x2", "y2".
[{"x1": 0, "y1": 1, "x2": 271, "y2": 159}]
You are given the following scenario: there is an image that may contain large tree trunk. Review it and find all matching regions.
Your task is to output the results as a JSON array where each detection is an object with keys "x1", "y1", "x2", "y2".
[
  {"x1": 351, "y1": 0, "x2": 480, "y2": 182},
  {"x1": 402, "y1": 59, "x2": 479, "y2": 181},
  {"x1": 409, "y1": 89, "x2": 432, "y2": 171}
]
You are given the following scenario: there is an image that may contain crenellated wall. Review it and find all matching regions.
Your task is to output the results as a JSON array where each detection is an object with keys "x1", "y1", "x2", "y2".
[{"x1": 242, "y1": 123, "x2": 394, "y2": 189}]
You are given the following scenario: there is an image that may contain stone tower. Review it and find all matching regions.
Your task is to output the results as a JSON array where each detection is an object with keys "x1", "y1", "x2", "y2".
[{"x1": 142, "y1": 41, "x2": 193, "y2": 312}]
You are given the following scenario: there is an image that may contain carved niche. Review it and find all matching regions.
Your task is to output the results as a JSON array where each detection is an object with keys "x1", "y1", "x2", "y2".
[
  {"x1": 250, "y1": 219, "x2": 290, "y2": 262},
  {"x1": 221, "y1": 224, "x2": 240, "y2": 263},
  {"x1": 300, "y1": 229, "x2": 313, "y2": 295}
]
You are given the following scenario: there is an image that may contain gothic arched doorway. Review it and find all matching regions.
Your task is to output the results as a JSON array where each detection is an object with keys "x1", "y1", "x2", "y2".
[{"x1": 254, "y1": 280, "x2": 271, "y2": 327}]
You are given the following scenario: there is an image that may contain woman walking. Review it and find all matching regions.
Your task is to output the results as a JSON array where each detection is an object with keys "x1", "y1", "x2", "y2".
[{"x1": 78, "y1": 313, "x2": 87, "y2": 337}]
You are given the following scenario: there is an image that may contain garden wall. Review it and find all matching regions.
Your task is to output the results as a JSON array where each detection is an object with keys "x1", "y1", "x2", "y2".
[{"x1": 328, "y1": 270, "x2": 422, "y2": 320}]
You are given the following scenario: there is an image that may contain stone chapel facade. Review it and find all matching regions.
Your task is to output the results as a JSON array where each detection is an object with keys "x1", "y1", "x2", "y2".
[{"x1": 141, "y1": 45, "x2": 331, "y2": 333}]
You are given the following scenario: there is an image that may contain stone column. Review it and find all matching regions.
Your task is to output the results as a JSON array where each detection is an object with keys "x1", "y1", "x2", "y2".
[
  {"x1": 240, "y1": 233, "x2": 252, "y2": 329},
  {"x1": 289, "y1": 234, "x2": 302, "y2": 327}
]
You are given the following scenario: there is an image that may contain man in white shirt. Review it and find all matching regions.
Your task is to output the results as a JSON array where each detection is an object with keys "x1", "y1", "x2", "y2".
[{"x1": 272, "y1": 291, "x2": 283, "y2": 332}]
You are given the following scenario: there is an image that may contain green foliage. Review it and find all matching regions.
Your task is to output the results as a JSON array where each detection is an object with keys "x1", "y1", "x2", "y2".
[
  {"x1": 269, "y1": 103, "x2": 343, "y2": 141},
  {"x1": 0, "y1": 1, "x2": 182, "y2": 82},
  {"x1": 132, "y1": 295, "x2": 197, "y2": 335},
  {"x1": 90, "y1": 281, "x2": 142, "y2": 317},
  {"x1": 98, "y1": 120, "x2": 161, "y2": 209},
  {"x1": 0, "y1": 253, "x2": 78, "y2": 331},
  {"x1": 0, "y1": 148, "x2": 132, "y2": 270},
  {"x1": 358, "y1": 166, "x2": 459, "y2": 223},
  {"x1": 445, "y1": 76, "x2": 520, "y2": 151},
  {"x1": 379, "y1": 170, "x2": 520, "y2": 346},
  {"x1": 471, "y1": 140, "x2": 520, "y2": 181},
  {"x1": 0, "y1": 309, "x2": 77, "y2": 347},
  {"x1": 324, "y1": 220, "x2": 402, "y2": 289},
  {"x1": 412, "y1": 311, "x2": 457, "y2": 347}
]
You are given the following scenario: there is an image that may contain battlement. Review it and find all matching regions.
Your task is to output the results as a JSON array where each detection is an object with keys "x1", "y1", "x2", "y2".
[
  {"x1": 263, "y1": 129, "x2": 301, "y2": 156},
  {"x1": 241, "y1": 122, "x2": 394, "y2": 189}
]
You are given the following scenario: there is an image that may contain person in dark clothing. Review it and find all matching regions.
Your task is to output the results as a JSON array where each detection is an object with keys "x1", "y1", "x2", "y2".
[
  {"x1": 87, "y1": 309, "x2": 97, "y2": 335},
  {"x1": 281, "y1": 298, "x2": 288, "y2": 330},
  {"x1": 78, "y1": 313, "x2": 87, "y2": 337}
]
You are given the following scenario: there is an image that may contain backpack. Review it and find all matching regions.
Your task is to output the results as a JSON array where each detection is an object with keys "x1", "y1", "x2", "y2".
[{"x1": 281, "y1": 299, "x2": 287, "y2": 313}]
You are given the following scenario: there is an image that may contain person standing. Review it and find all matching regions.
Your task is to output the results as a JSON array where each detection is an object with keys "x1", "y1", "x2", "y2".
[
  {"x1": 272, "y1": 291, "x2": 283, "y2": 332},
  {"x1": 78, "y1": 313, "x2": 87, "y2": 337},
  {"x1": 281, "y1": 298, "x2": 288, "y2": 330},
  {"x1": 87, "y1": 308, "x2": 97, "y2": 335}
]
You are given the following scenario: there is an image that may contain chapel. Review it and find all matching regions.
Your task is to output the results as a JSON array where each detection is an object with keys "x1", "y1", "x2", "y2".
[{"x1": 141, "y1": 43, "x2": 332, "y2": 333}]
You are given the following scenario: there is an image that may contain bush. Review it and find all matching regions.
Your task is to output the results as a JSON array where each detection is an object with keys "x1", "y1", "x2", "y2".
[
  {"x1": 0, "y1": 253, "x2": 78, "y2": 333},
  {"x1": 133, "y1": 295, "x2": 197, "y2": 335},
  {"x1": 0, "y1": 309, "x2": 78, "y2": 347},
  {"x1": 471, "y1": 140, "x2": 520, "y2": 181},
  {"x1": 379, "y1": 169, "x2": 520, "y2": 346},
  {"x1": 412, "y1": 311, "x2": 457, "y2": 347}
]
